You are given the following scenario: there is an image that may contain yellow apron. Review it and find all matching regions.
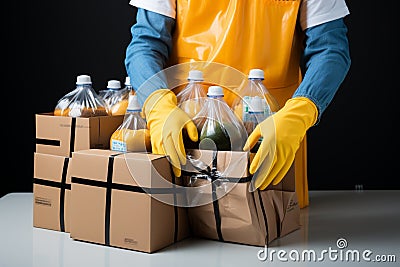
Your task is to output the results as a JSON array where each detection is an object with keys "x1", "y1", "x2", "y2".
[{"x1": 170, "y1": 0, "x2": 309, "y2": 208}]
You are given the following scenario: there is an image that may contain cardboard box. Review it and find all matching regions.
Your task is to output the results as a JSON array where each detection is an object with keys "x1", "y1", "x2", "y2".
[
  {"x1": 181, "y1": 149, "x2": 300, "y2": 247},
  {"x1": 35, "y1": 113, "x2": 124, "y2": 157},
  {"x1": 33, "y1": 152, "x2": 72, "y2": 232},
  {"x1": 69, "y1": 149, "x2": 189, "y2": 253}
]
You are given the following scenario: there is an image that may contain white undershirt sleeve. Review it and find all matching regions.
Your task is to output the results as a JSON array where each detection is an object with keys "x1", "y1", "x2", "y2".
[
  {"x1": 299, "y1": 0, "x2": 350, "y2": 30},
  {"x1": 129, "y1": 0, "x2": 176, "y2": 18}
]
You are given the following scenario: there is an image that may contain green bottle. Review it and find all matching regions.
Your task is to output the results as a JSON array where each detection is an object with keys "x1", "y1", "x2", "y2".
[{"x1": 194, "y1": 86, "x2": 247, "y2": 151}]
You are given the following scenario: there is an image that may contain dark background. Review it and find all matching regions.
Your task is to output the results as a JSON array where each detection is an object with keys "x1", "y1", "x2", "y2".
[{"x1": 2, "y1": 1, "x2": 399, "y2": 197}]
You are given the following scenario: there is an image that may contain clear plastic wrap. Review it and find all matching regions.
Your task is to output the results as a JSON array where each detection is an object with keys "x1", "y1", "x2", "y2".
[
  {"x1": 109, "y1": 94, "x2": 151, "y2": 152},
  {"x1": 54, "y1": 74, "x2": 108, "y2": 117},
  {"x1": 182, "y1": 149, "x2": 247, "y2": 207},
  {"x1": 102, "y1": 79, "x2": 130, "y2": 116},
  {"x1": 231, "y1": 69, "x2": 279, "y2": 135},
  {"x1": 176, "y1": 70, "x2": 207, "y2": 119},
  {"x1": 193, "y1": 85, "x2": 247, "y2": 151},
  {"x1": 98, "y1": 89, "x2": 108, "y2": 99}
]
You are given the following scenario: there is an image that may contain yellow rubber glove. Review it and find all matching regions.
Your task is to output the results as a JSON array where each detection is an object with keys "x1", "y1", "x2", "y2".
[
  {"x1": 243, "y1": 97, "x2": 318, "y2": 190},
  {"x1": 143, "y1": 89, "x2": 198, "y2": 177}
]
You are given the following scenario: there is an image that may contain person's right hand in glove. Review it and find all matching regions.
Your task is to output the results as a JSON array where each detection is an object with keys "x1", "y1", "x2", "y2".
[{"x1": 142, "y1": 89, "x2": 199, "y2": 177}]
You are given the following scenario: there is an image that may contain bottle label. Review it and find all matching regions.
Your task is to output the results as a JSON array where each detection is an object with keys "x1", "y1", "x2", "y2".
[
  {"x1": 111, "y1": 140, "x2": 127, "y2": 152},
  {"x1": 242, "y1": 96, "x2": 271, "y2": 120},
  {"x1": 242, "y1": 96, "x2": 251, "y2": 120},
  {"x1": 264, "y1": 103, "x2": 272, "y2": 117}
]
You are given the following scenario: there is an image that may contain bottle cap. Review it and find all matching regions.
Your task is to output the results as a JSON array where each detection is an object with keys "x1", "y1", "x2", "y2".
[
  {"x1": 207, "y1": 86, "x2": 224, "y2": 97},
  {"x1": 249, "y1": 96, "x2": 264, "y2": 113},
  {"x1": 125, "y1": 76, "x2": 131, "y2": 86},
  {"x1": 127, "y1": 94, "x2": 141, "y2": 111},
  {"x1": 107, "y1": 80, "x2": 121, "y2": 89},
  {"x1": 248, "y1": 69, "x2": 264, "y2": 80},
  {"x1": 76, "y1": 75, "x2": 92, "y2": 84},
  {"x1": 188, "y1": 70, "x2": 204, "y2": 81}
]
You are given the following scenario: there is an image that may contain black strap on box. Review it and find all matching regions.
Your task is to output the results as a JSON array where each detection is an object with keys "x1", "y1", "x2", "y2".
[
  {"x1": 35, "y1": 117, "x2": 77, "y2": 157},
  {"x1": 181, "y1": 151, "x2": 224, "y2": 241},
  {"x1": 182, "y1": 152, "x2": 271, "y2": 244},
  {"x1": 210, "y1": 151, "x2": 224, "y2": 241},
  {"x1": 69, "y1": 118, "x2": 76, "y2": 157},
  {"x1": 33, "y1": 157, "x2": 71, "y2": 232},
  {"x1": 35, "y1": 138, "x2": 61, "y2": 147},
  {"x1": 170, "y1": 165, "x2": 179, "y2": 243},
  {"x1": 256, "y1": 189, "x2": 269, "y2": 246},
  {"x1": 71, "y1": 153, "x2": 183, "y2": 246},
  {"x1": 183, "y1": 150, "x2": 246, "y2": 242}
]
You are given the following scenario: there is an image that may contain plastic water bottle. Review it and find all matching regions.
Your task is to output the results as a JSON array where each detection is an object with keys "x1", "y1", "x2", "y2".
[
  {"x1": 193, "y1": 85, "x2": 247, "y2": 151},
  {"x1": 177, "y1": 70, "x2": 206, "y2": 119},
  {"x1": 124, "y1": 76, "x2": 134, "y2": 94},
  {"x1": 243, "y1": 96, "x2": 267, "y2": 134},
  {"x1": 110, "y1": 94, "x2": 150, "y2": 152},
  {"x1": 232, "y1": 69, "x2": 279, "y2": 128},
  {"x1": 103, "y1": 79, "x2": 131, "y2": 115},
  {"x1": 54, "y1": 74, "x2": 108, "y2": 117},
  {"x1": 102, "y1": 80, "x2": 122, "y2": 108}
]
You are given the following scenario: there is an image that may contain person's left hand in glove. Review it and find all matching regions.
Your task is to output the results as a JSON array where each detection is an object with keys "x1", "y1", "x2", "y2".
[
  {"x1": 243, "y1": 97, "x2": 318, "y2": 189},
  {"x1": 142, "y1": 89, "x2": 198, "y2": 177}
]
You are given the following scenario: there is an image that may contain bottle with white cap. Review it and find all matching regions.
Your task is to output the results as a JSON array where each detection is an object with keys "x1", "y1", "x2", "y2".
[
  {"x1": 193, "y1": 85, "x2": 247, "y2": 151},
  {"x1": 232, "y1": 68, "x2": 279, "y2": 125},
  {"x1": 102, "y1": 79, "x2": 121, "y2": 107},
  {"x1": 124, "y1": 76, "x2": 134, "y2": 93},
  {"x1": 176, "y1": 69, "x2": 207, "y2": 119},
  {"x1": 110, "y1": 94, "x2": 151, "y2": 152},
  {"x1": 54, "y1": 74, "x2": 108, "y2": 117},
  {"x1": 102, "y1": 79, "x2": 131, "y2": 115}
]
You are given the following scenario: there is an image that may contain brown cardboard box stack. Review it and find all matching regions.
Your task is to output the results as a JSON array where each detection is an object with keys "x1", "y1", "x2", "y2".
[
  {"x1": 33, "y1": 112, "x2": 190, "y2": 253},
  {"x1": 33, "y1": 112, "x2": 301, "y2": 253},
  {"x1": 33, "y1": 113, "x2": 124, "y2": 232}
]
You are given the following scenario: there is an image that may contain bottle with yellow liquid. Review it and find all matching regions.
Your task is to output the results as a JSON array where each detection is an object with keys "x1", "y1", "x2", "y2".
[
  {"x1": 176, "y1": 70, "x2": 207, "y2": 119},
  {"x1": 54, "y1": 74, "x2": 108, "y2": 117},
  {"x1": 102, "y1": 79, "x2": 130, "y2": 115},
  {"x1": 110, "y1": 94, "x2": 151, "y2": 152}
]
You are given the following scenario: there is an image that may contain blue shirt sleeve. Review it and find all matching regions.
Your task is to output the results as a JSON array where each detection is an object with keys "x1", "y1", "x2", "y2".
[
  {"x1": 293, "y1": 18, "x2": 351, "y2": 123},
  {"x1": 125, "y1": 8, "x2": 175, "y2": 106}
]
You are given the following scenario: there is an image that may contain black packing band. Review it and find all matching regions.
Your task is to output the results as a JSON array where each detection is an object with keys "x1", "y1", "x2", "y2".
[
  {"x1": 69, "y1": 118, "x2": 76, "y2": 157},
  {"x1": 172, "y1": 174, "x2": 178, "y2": 243},
  {"x1": 257, "y1": 189, "x2": 269, "y2": 245},
  {"x1": 104, "y1": 153, "x2": 123, "y2": 246},
  {"x1": 33, "y1": 178, "x2": 71, "y2": 190},
  {"x1": 59, "y1": 157, "x2": 70, "y2": 232},
  {"x1": 32, "y1": 157, "x2": 71, "y2": 233},
  {"x1": 212, "y1": 182, "x2": 223, "y2": 242},
  {"x1": 211, "y1": 150, "x2": 224, "y2": 241},
  {"x1": 71, "y1": 177, "x2": 184, "y2": 194},
  {"x1": 35, "y1": 138, "x2": 60, "y2": 146},
  {"x1": 180, "y1": 171, "x2": 252, "y2": 183}
]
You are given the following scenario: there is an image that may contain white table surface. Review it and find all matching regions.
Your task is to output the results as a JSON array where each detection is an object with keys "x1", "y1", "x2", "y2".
[{"x1": 1, "y1": 191, "x2": 399, "y2": 267}]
